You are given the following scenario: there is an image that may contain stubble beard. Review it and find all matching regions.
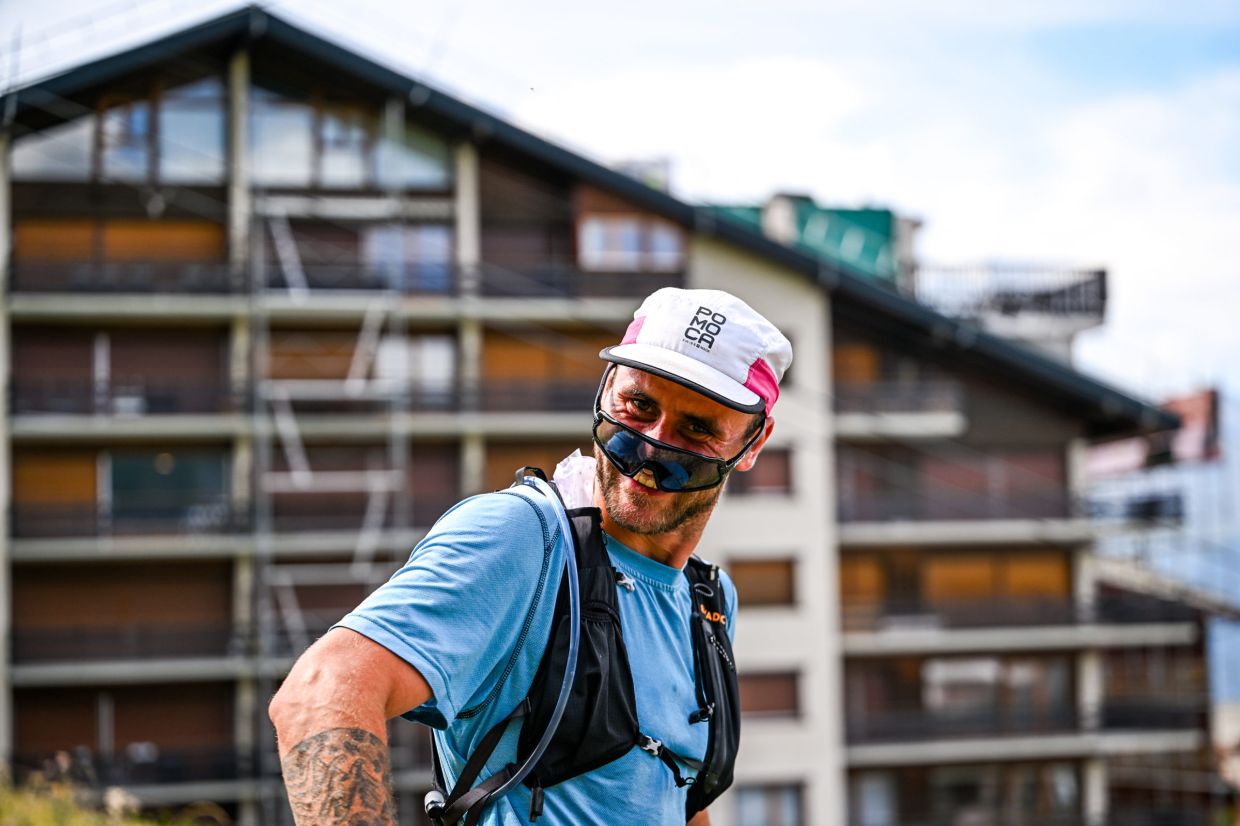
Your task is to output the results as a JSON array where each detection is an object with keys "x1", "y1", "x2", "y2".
[{"x1": 594, "y1": 447, "x2": 723, "y2": 536}]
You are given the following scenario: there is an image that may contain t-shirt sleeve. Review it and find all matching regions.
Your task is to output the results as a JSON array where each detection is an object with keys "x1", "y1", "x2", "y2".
[{"x1": 333, "y1": 490, "x2": 562, "y2": 728}]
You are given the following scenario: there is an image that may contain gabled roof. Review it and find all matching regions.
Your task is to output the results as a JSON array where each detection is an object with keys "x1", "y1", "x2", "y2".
[{"x1": 0, "y1": 5, "x2": 1178, "y2": 439}]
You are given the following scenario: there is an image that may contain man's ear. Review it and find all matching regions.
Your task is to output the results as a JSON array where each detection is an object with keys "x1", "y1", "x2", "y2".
[{"x1": 735, "y1": 416, "x2": 775, "y2": 473}]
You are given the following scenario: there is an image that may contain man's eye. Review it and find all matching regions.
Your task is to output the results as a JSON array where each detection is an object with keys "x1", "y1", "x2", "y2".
[{"x1": 630, "y1": 397, "x2": 653, "y2": 412}]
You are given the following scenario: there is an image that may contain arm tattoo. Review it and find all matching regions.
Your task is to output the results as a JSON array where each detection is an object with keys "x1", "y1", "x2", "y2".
[{"x1": 281, "y1": 727, "x2": 397, "y2": 826}]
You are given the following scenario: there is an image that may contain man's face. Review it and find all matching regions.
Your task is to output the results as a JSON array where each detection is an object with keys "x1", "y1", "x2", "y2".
[{"x1": 593, "y1": 366, "x2": 769, "y2": 537}]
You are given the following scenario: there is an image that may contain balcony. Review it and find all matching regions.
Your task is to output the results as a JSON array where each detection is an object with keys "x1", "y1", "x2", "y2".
[
  {"x1": 10, "y1": 260, "x2": 233, "y2": 294},
  {"x1": 10, "y1": 623, "x2": 238, "y2": 663},
  {"x1": 844, "y1": 594, "x2": 1200, "y2": 633},
  {"x1": 12, "y1": 746, "x2": 254, "y2": 787},
  {"x1": 11, "y1": 499, "x2": 246, "y2": 539},
  {"x1": 264, "y1": 263, "x2": 457, "y2": 295},
  {"x1": 12, "y1": 378, "x2": 234, "y2": 416},
  {"x1": 911, "y1": 265, "x2": 1106, "y2": 322},
  {"x1": 847, "y1": 705, "x2": 1079, "y2": 744},
  {"x1": 270, "y1": 492, "x2": 454, "y2": 533},
  {"x1": 1101, "y1": 697, "x2": 1207, "y2": 731},
  {"x1": 849, "y1": 817, "x2": 1088, "y2": 826},
  {"x1": 478, "y1": 261, "x2": 683, "y2": 299},
  {"x1": 834, "y1": 380, "x2": 964, "y2": 415},
  {"x1": 838, "y1": 489, "x2": 1075, "y2": 523},
  {"x1": 472, "y1": 379, "x2": 598, "y2": 412}
]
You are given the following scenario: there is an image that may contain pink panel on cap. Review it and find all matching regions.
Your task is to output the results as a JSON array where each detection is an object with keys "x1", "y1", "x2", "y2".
[
  {"x1": 744, "y1": 358, "x2": 780, "y2": 415},
  {"x1": 620, "y1": 316, "x2": 646, "y2": 345}
]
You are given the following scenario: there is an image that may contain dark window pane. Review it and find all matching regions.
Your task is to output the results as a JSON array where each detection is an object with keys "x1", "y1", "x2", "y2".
[
  {"x1": 730, "y1": 559, "x2": 795, "y2": 606},
  {"x1": 729, "y1": 448, "x2": 792, "y2": 496},
  {"x1": 739, "y1": 672, "x2": 799, "y2": 717},
  {"x1": 110, "y1": 449, "x2": 227, "y2": 528}
]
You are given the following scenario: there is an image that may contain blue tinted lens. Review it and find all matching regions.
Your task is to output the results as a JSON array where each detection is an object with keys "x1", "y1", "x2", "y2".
[{"x1": 594, "y1": 415, "x2": 724, "y2": 492}]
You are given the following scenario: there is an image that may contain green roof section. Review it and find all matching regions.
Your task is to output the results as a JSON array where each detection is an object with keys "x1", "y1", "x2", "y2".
[{"x1": 705, "y1": 198, "x2": 900, "y2": 283}]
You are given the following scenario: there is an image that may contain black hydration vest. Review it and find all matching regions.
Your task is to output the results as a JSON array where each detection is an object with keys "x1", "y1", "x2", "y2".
[{"x1": 426, "y1": 471, "x2": 741, "y2": 825}]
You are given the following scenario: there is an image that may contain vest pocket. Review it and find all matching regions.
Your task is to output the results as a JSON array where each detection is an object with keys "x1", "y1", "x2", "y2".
[{"x1": 518, "y1": 591, "x2": 640, "y2": 787}]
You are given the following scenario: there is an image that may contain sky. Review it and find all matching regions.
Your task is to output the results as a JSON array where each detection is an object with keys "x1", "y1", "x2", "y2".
[{"x1": 3, "y1": 0, "x2": 1239, "y2": 401}]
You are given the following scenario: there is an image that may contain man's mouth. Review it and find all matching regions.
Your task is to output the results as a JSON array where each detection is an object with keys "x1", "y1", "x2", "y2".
[{"x1": 632, "y1": 469, "x2": 659, "y2": 490}]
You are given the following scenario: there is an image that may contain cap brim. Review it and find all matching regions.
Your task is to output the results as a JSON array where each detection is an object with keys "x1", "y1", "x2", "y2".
[{"x1": 600, "y1": 343, "x2": 764, "y2": 414}]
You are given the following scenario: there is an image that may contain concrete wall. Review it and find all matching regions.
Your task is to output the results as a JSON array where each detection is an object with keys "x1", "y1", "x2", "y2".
[{"x1": 689, "y1": 237, "x2": 843, "y2": 826}]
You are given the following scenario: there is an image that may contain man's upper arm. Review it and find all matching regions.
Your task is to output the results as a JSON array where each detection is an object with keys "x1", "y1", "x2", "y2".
[
  {"x1": 272, "y1": 626, "x2": 431, "y2": 759},
  {"x1": 319, "y1": 627, "x2": 434, "y2": 719}
]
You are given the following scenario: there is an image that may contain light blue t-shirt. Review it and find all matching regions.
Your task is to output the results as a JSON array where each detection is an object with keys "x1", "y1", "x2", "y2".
[{"x1": 336, "y1": 488, "x2": 738, "y2": 825}]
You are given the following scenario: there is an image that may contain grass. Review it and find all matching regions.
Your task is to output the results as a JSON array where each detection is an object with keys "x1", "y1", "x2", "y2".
[{"x1": 0, "y1": 783, "x2": 177, "y2": 825}]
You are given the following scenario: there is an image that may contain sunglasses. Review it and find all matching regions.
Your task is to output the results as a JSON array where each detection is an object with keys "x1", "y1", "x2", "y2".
[{"x1": 592, "y1": 367, "x2": 765, "y2": 492}]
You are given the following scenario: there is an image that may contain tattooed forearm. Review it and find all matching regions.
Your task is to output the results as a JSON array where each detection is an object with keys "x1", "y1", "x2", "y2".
[{"x1": 281, "y1": 727, "x2": 397, "y2": 826}]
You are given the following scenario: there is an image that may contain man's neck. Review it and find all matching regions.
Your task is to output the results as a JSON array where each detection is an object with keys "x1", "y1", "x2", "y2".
[{"x1": 594, "y1": 500, "x2": 707, "y2": 570}]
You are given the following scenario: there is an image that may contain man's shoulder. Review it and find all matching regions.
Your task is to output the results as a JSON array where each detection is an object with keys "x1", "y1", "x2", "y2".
[{"x1": 424, "y1": 488, "x2": 566, "y2": 555}]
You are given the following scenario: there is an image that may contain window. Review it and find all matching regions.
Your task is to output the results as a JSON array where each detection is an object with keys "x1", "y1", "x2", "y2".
[
  {"x1": 320, "y1": 105, "x2": 374, "y2": 189},
  {"x1": 100, "y1": 98, "x2": 152, "y2": 182},
  {"x1": 110, "y1": 449, "x2": 228, "y2": 532},
  {"x1": 577, "y1": 215, "x2": 684, "y2": 272},
  {"x1": 851, "y1": 772, "x2": 897, "y2": 826},
  {"x1": 251, "y1": 87, "x2": 452, "y2": 190},
  {"x1": 251, "y1": 88, "x2": 315, "y2": 187},
  {"x1": 12, "y1": 74, "x2": 226, "y2": 185},
  {"x1": 159, "y1": 78, "x2": 225, "y2": 183},
  {"x1": 361, "y1": 224, "x2": 454, "y2": 293},
  {"x1": 736, "y1": 783, "x2": 803, "y2": 826},
  {"x1": 728, "y1": 447, "x2": 792, "y2": 496},
  {"x1": 375, "y1": 334, "x2": 457, "y2": 407},
  {"x1": 729, "y1": 559, "x2": 795, "y2": 607},
  {"x1": 376, "y1": 121, "x2": 452, "y2": 190},
  {"x1": 11, "y1": 118, "x2": 94, "y2": 180},
  {"x1": 739, "y1": 672, "x2": 799, "y2": 718}
]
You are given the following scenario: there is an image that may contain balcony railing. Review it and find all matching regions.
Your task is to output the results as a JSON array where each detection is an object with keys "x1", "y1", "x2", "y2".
[
  {"x1": 264, "y1": 263, "x2": 457, "y2": 295},
  {"x1": 847, "y1": 698, "x2": 1203, "y2": 745},
  {"x1": 846, "y1": 705, "x2": 1078, "y2": 743},
  {"x1": 471, "y1": 379, "x2": 598, "y2": 412},
  {"x1": 838, "y1": 489, "x2": 1076, "y2": 522},
  {"x1": 1100, "y1": 697, "x2": 1207, "y2": 731},
  {"x1": 11, "y1": 499, "x2": 246, "y2": 539},
  {"x1": 843, "y1": 593, "x2": 1201, "y2": 632},
  {"x1": 10, "y1": 622, "x2": 239, "y2": 663},
  {"x1": 12, "y1": 746, "x2": 254, "y2": 787},
  {"x1": 911, "y1": 265, "x2": 1106, "y2": 320},
  {"x1": 834, "y1": 380, "x2": 964, "y2": 415},
  {"x1": 478, "y1": 262, "x2": 684, "y2": 299},
  {"x1": 11, "y1": 378, "x2": 234, "y2": 416},
  {"x1": 850, "y1": 816, "x2": 1088, "y2": 826},
  {"x1": 270, "y1": 378, "x2": 599, "y2": 414},
  {"x1": 270, "y1": 493, "x2": 455, "y2": 533},
  {"x1": 1105, "y1": 812, "x2": 1212, "y2": 826},
  {"x1": 10, "y1": 260, "x2": 234, "y2": 294}
]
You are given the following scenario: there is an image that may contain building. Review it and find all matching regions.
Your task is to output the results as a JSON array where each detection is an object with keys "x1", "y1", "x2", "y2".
[{"x1": 0, "y1": 7, "x2": 1214, "y2": 825}]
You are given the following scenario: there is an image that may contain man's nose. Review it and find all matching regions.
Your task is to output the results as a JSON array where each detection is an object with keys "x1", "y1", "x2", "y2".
[{"x1": 643, "y1": 415, "x2": 678, "y2": 446}]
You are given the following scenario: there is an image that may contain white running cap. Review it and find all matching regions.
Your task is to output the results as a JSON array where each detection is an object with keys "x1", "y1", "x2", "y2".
[{"x1": 601, "y1": 287, "x2": 793, "y2": 415}]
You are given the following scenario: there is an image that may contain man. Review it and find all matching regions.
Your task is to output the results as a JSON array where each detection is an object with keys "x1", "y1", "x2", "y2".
[{"x1": 269, "y1": 287, "x2": 793, "y2": 825}]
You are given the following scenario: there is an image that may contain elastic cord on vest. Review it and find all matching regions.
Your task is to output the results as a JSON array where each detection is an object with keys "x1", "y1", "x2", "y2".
[{"x1": 486, "y1": 475, "x2": 581, "y2": 801}]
